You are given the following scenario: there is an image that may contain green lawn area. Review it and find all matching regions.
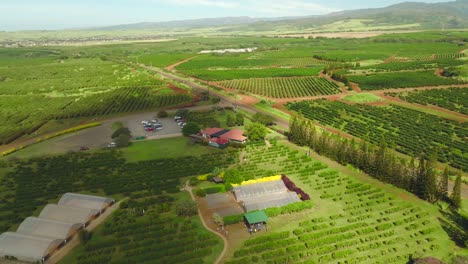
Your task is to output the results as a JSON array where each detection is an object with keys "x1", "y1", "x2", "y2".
[
  {"x1": 255, "y1": 102, "x2": 291, "y2": 122},
  {"x1": 122, "y1": 137, "x2": 222, "y2": 162},
  {"x1": 343, "y1": 93, "x2": 383, "y2": 103}
]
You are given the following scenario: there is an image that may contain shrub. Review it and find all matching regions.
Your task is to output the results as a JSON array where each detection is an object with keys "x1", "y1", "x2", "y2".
[
  {"x1": 197, "y1": 174, "x2": 209, "y2": 181},
  {"x1": 175, "y1": 200, "x2": 198, "y2": 217},
  {"x1": 223, "y1": 214, "x2": 244, "y2": 225},
  {"x1": 204, "y1": 186, "x2": 223, "y2": 194},
  {"x1": 157, "y1": 110, "x2": 168, "y2": 118},
  {"x1": 195, "y1": 189, "x2": 206, "y2": 197}
]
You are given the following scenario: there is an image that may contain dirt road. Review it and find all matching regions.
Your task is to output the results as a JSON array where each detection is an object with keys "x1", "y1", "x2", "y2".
[{"x1": 184, "y1": 182, "x2": 228, "y2": 264}]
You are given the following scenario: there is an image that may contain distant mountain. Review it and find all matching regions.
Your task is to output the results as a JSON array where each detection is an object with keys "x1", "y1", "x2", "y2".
[
  {"x1": 92, "y1": 0, "x2": 468, "y2": 32},
  {"x1": 95, "y1": 16, "x2": 298, "y2": 31}
]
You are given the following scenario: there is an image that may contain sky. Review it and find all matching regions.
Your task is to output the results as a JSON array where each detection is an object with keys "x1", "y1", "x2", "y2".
[{"x1": 0, "y1": 0, "x2": 453, "y2": 31}]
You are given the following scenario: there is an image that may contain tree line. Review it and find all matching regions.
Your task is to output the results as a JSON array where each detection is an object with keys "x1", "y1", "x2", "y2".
[{"x1": 289, "y1": 114, "x2": 462, "y2": 209}]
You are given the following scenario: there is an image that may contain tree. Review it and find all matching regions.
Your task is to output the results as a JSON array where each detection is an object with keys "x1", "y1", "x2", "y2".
[
  {"x1": 212, "y1": 213, "x2": 224, "y2": 226},
  {"x1": 175, "y1": 200, "x2": 198, "y2": 217},
  {"x1": 252, "y1": 113, "x2": 275, "y2": 126},
  {"x1": 175, "y1": 109, "x2": 190, "y2": 118},
  {"x1": 182, "y1": 122, "x2": 200, "y2": 136},
  {"x1": 226, "y1": 114, "x2": 236, "y2": 127},
  {"x1": 245, "y1": 123, "x2": 268, "y2": 141},
  {"x1": 450, "y1": 171, "x2": 462, "y2": 209},
  {"x1": 115, "y1": 134, "x2": 130, "y2": 147},
  {"x1": 223, "y1": 169, "x2": 243, "y2": 184},
  {"x1": 236, "y1": 113, "x2": 244, "y2": 126},
  {"x1": 423, "y1": 151, "x2": 439, "y2": 203},
  {"x1": 112, "y1": 127, "x2": 131, "y2": 139},
  {"x1": 439, "y1": 166, "x2": 450, "y2": 198},
  {"x1": 157, "y1": 110, "x2": 168, "y2": 118}
]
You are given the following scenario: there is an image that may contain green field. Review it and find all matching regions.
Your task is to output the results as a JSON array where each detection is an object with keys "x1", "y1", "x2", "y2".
[
  {"x1": 0, "y1": 53, "x2": 192, "y2": 145},
  {"x1": 0, "y1": 138, "x2": 465, "y2": 264},
  {"x1": 287, "y1": 99, "x2": 468, "y2": 171},
  {"x1": 0, "y1": 30, "x2": 467, "y2": 264},
  {"x1": 386, "y1": 88, "x2": 468, "y2": 115},
  {"x1": 348, "y1": 71, "x2": 465, "y2": 90},
  {"x1": 122, "y1": 137, "x2": 222, "y2": 162},
  {"x1": 217, "y1": 76, "x2": 340, "y2": 98}
]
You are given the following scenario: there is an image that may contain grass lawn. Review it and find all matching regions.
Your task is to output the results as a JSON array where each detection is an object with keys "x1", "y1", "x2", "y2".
[
  {"x1": 122, "y1": 137, "x2": 222, "y2": 162},
  {"x1": 255, "y1": 102, "x2": 291, "y2": 122},
  {"x1": 343, "y1": 93, "x2": 383, "y2": 103}
]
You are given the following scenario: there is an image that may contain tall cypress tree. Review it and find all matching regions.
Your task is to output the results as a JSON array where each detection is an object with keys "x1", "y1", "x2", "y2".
[
  {"x1": 415, "y1": 156, "x2": 426, "y2": 198},
  {"x1": 439, "y1": 166, "x2": 450, "y2": 199},
  {"x1": 424, "y1": 152, "x2": 439, "y2": 203},
  {"x1": 450, "y1": 171, "x2": 462, "y2": 209}
]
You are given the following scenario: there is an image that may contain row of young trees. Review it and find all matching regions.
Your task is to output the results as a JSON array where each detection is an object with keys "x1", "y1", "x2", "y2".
[{"x1": 289, "y1": 114, "x2": 462, "y2": 208}]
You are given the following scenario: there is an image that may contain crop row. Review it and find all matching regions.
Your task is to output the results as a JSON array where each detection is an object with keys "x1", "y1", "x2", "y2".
[
  {"x1": 287, "y1": 99, "x2": 467, "y2": 171},
  {"x1": 348, "y1": 70, "x2": 465, "y2": 90},
  {"x1": 217, "y1": 77, "x2": 340, "y2": 98},
  {"x1": 386, "y1": 87, "x2": 468, "y2": 115}
]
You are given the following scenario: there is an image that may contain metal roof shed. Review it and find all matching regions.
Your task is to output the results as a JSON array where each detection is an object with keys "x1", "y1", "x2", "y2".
[
  {"x1": 58, "y1": 193, "x2": 114, "y2": 212},
  {"x1": 0, "y1": 232, "x2": 59, "y2": 263},
  {"x1": 39, "y1": 204, "x2": 99, "y2": 226},
  {"x1": 17, "y1": 217, "x2": 82, "y2": 242},
  {"x1": 244, "y1": 211, "x2": 269, "y2": 225}
]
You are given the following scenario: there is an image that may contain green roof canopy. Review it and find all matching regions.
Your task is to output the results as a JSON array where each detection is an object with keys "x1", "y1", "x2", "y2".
[{"x1": 244, "y1": 210, "x2": 269, "y2": 224}]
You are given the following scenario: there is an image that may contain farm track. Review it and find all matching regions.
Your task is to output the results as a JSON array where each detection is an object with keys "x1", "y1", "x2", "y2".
[
  {"x1": 166, "y1": 55, "x2": 199, "y2": 71},
  {"x1": 184, "y1": 181, "x2": 228, "y2": 264}
]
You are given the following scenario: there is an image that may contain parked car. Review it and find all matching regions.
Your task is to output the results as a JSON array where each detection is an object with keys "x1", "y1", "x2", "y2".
[
  {"x1": 174, "y1": 116, "x2": 181, "y2": 120},
  {"x1": 79, "y1": 146, "x2": 89, "y2": 151},
  {"x1": 141, "y1": 120, "x2": 149, "y2": 124},
  {"x1": 145, "y1": 127, "x2": 155, "y2": 132},
  {"x1": 107, "y1": 142, "x2": 116, "y2": 148}
]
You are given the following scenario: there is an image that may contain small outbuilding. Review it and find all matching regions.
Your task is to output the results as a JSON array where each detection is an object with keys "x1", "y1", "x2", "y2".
[{"x1": 244, "y1": 210, "x2": 269, "y2": 233}]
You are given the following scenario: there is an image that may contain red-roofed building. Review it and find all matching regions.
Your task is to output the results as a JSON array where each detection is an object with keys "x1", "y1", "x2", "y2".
[
  {"x1": 201, "y1": 127, "x2": 247, "y2": 144},
  {"x1": 219, "y1": 129, "x2": 247, "y2": 143},
  {"x1": 200, "y1": 128, "x2": 225, "y2": 138},
  {"x1": 208, "y1": 138, "x2": 230, "y2": 149}
]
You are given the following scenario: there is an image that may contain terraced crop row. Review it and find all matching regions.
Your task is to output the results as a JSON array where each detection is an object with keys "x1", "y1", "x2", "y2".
[
  {"x1": 286, "y1": 99, "x2": 467, "y2": 171},
  {"x1": 386, "y1": 88, "x2": 468, "y2": 115},
  {"x1": 225, "y1": 143, "x2": 452, "y2": 264},
  {"x1": 217, "y1": 77, "x2": 340, "y2": 98}
]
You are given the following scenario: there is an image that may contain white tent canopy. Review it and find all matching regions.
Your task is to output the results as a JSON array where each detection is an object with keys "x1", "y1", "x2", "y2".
[
  {"x1": 0, "y1": 232, "x2": 58, "y2": 263},
  {"x1": 58, "y1": 193, "x2": 114, "y2": 211},
  {"x1": 233, "y1": 180, "x2": 287, "y2": 200},
  {"x1": 39, "y1": 204, "x2": 98, "y2": 225},
  {"x1": 17, "y1": 217, "x2": 82, "y2": 241}
]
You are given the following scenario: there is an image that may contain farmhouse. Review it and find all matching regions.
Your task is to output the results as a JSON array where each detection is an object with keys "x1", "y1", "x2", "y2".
[
  {"x1": 201, "y1": 127, "x2": 247, "y2": 143},
  {"x1": 0, "y1": 193, "x2": 114, "y2": 263}
]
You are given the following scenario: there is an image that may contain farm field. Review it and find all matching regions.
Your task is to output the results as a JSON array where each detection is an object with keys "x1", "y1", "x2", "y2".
[
  {"x1": 0, "y1": 138, "x2": 464, "y2": 264},
  {"x1": 386, "y1": 88, "x2": 468, "y2": 115},
  {"x1": 0, "y1": 53, "x2": 192, "y2": 145},
  {"x1": 225, "y1": 143, "x2": 459, "y2": 264},
  {"x1": 217, "y1": 77, "x2": 340, "y2": 98},
  {"x1": 347, "y1": 71, "x2": 465, "y2": 90},
  {"x1": 286, "y1": 99, "x2": 468, "y2": 171},
  {"x1": 0, "y1": 29, "x2": 467, "y2": 264}
]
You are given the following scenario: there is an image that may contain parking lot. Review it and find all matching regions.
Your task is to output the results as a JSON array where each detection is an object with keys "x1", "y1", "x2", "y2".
[{"x1": 125, "y1": 115, "x2": 183, "y2": 140}]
